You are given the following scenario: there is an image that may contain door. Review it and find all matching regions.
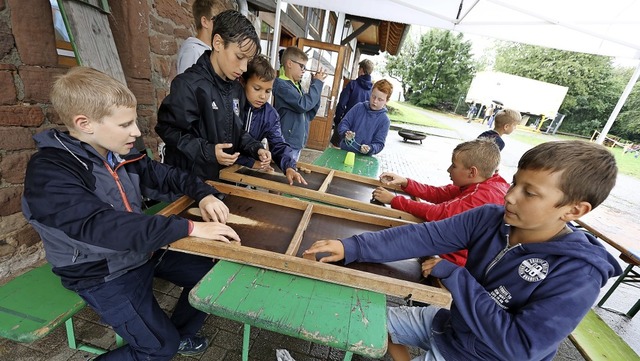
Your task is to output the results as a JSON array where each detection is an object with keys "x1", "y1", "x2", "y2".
[{"x1": 296, "y1": 39, "x2": 346, "y2": 150}]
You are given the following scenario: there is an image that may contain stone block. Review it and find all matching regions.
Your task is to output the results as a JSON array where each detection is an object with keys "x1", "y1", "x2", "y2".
[
  {"x1": 152, "y1": 54, "x2": 172, "y2": 80},
  {"x1": 0, "y1": 71, "x2": 16, "y2": 104},
  {"x1": 0, "y1": 127, "x2": 34, "y2": 151},
  {"x1": 0, "y1": 150, "x2": 34, "y2": 184},
  {"x1": 149, "y1": 33, "x2": 178, "y2": 56},
  {"x1": 0, "y1": 186, "x2": 23, "y2": 216},
  {"x1": 12, "y1": 226, "x2": 40, "y2": 248},
  {"x1": 19, "y1": 66, "x2": 66, "y2": 104},
  {"x1": 127, "y1": 77, "x2": 155, "y2": 105},
  {"x1": 0, "y1": 105, "x2": 44, "y2": 127},
  {"x1": 8, "y1": 0, "x2": 57, "y2": 66},
  {"x1": 0, "y1": 213, "x2": 28, "y2": 236},
  {"x1": 0, "y1": 20, "x2": 14, "y2": 58},
  {"x1": 155, "y1": 1, "x2": 191, "y2": 31},
  {"x1": 108, "y1": 0, "x2": 152, "y2": 80}
]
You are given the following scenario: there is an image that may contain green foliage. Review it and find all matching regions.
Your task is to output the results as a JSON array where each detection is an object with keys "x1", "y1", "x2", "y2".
[
  {"x1": 385, "y1": 29, "x2": 475, "y2": 110},
  {"x1": 494, "y1": 42, "x2": 625, "y2": 137}
]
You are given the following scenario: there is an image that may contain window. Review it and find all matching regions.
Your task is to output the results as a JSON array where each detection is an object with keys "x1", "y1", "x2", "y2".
[
  {"x1": 326, "y1": 12, "x2": 337, "y2": 43},
  {"x1": 308, "y1": 8, "x2": 322, "y2": 34}
]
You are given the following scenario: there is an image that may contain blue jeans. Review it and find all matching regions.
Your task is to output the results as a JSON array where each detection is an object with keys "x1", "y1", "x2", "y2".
[
  {"x1": 387, "y1": 306, "x2": 446, "y2": 361},
  {"x1": 77, "y1": 251, "x2": 214, "y2": 360}
]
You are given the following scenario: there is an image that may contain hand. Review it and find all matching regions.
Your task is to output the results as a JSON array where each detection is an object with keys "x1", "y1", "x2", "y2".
[
  {"x1": 421, "y1": 257, "x2": 443, "y2": 277},
  {"x1": 372, "y1": 187, "x2": 394, "y2": 204},
  {"x1": 313, "y1": 68, "x2": 327, "y2": 81},
  {"x1": 257, "y1": 149, "x2": 272, "y2": 167},
  {"x1": 344, "y1": 130, "x2": 355, "y2": 141},
  {"x1": 379, "y1": 172, "x2": 408, "y2": 187},
  {"x1": 189, "y1": 221, "x2": 241, "y2": 244},
  {"x1": 285, "y1": 167, "x2": 307, "y2": 186},
  {"x1": 252, "y1": 160, "x2": 274, "y2": 172},
  {"x1": 198, "y1": 195, "x2": 229, "y2": 223},
  {"x1": 303, "y1": 240, "x2": 345, "y2": 263},
  {"x1": 215, "y1": 143, "x2": 240, "y2": 166},
  {"x1": 360, "y1": 144, "x2": 370, "y2": 154}
]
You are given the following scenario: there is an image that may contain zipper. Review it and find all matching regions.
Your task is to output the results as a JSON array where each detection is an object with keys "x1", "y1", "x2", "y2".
[
  {"x1": 103, "y1": 157, "x2": 144, "y2": 213},
  {"x1": 484, "y1": 231, "x2": 520, "y2": 278}
]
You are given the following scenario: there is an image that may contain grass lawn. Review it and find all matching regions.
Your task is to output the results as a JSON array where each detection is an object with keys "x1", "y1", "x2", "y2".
[{"x1": 387, "y1": 101, "x2": 453, "y2": 130}]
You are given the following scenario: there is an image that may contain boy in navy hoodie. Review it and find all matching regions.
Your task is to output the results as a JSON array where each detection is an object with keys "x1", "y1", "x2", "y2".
[
  {"x1": 305, "y1": 140, "x2": 621, "y2": 361},
  {"x1": 23, "y1": 67, "x2": 241, "y2": 360},
  {"x1": 237, "y1": 55, "x2": 307, "y2": 186}
]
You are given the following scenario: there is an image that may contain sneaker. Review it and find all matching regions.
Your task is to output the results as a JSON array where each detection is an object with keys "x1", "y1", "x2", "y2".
[{"x1": 177, "y1": 335, "x2": 209, "y2": 356}]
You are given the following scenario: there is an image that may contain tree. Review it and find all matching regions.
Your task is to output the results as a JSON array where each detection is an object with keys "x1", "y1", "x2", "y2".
[
  {"x1": 494, "y1": 43, "x2": 622, "y2": 136},
  {"x1": 384, "y1": 37, "x2": 416, "y2": 99}
]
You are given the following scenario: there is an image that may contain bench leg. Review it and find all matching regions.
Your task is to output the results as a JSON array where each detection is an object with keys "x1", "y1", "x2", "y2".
[
  {"x1": 343, "y1": 350, "x2": 353, "y2": 361},
  {"x1": 598, "y1": 263, "x2": 633, "y2": 308},
  {"x1": 242, "y1": 323, "x2": 250, "y2": 361},
  {"x1": 65, "y1": 318, "x2": 107, "y2": 355},
  {"x1": 627, "y1": 299, "x2": 640, "y2": 318}
]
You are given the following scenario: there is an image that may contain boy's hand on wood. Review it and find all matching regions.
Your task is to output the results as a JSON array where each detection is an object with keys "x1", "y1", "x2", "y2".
[
  {"x1": 303, "y1": 240, "x2": 345, "y2": 263},
  {"x1": 421, "y1": 257, "x2": 443, "y2": 277},
  {"x1": 313, "y1": 68, "x2": 327, "y2": 81},
  {"x1": 372, "y1": 187, "x2": 394, "y2": 204},
  {"x1": 215, "y1": 143, "x2": 239, "y2": 166},
  {"x1": 198, "y1": 195, "x2": 229, "y2": 223},
  {"x1": 285, "y1": 167, "x2": 307, "y2": 186},
  {"x1": 360, "y1": 144, "x2": 370, "y2": 154},
  {"x1": 190, "y1": 221, "x2": 241, "y2": 244},
  {"x1": 257, "y1": 149, "x2": 272, "y2": 166},
  {"x1": 379, "y1": 172, "x2": 407, "y2": 187}
]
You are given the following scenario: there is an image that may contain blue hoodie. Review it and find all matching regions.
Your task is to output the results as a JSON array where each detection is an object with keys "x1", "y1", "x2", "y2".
[
  {"x1": 334, "y1": 74, "x2": 373, "y2": 122},
  {"x1": 273, "y1": 77, "x2": 323, "y2": 150},
  {"x1": 236, "y1": 102, "x2": 296, "y2": 172},
  {"x1": 341, "y1": 204, "x2": 622, "y2": 361},
  {"x1": 338, "y1": 101, "x2": 390, "y2": 155}
]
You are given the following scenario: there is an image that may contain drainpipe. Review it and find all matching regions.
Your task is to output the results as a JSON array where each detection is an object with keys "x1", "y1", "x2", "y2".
[{"x1": 237, "y1": 0, "x2": 248, "y2": 16}]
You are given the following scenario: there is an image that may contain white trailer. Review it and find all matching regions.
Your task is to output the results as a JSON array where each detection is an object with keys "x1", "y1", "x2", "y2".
[{"x1": 465, "y1": 71, "x2": 568, "y2": 118}]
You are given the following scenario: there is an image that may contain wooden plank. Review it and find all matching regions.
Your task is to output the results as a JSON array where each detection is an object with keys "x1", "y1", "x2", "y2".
[
  {"x1": 59, "y1": 0, "x2": 126, "y2": 84},
  {"x1": 575, "y1": 217, "x2": 640, "y2": 264},
  {"x1": 220, "y1": 164, "x2": 422, "y2": 222},
  {"x1": 569, "y1": 310, "x2": 640, "y2": 361}
]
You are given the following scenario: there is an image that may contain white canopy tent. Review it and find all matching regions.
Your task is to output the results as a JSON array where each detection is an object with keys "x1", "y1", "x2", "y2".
[{"x1": 281, "y1": 0, "x2": 640, "y2": 143}]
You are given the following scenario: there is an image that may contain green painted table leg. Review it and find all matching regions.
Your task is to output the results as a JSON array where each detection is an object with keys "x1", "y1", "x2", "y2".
[
  {"x1": 343, "y1": 350, "x2": 353, "y2": 360},
  {"x1": 243, "y1": 323, "x2": 250, "y2": 361}
]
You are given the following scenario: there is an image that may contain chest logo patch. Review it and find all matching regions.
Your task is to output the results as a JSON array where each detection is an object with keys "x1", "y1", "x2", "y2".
[
  {"x1": 233, "y1": 98, "x2": 240, "y2": 116},
  {"x1": 518, "y1": 258, "x2": 549, "y2": 282}
]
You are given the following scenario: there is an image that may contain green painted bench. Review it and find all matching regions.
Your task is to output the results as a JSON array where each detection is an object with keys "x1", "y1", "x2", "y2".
[
  {"x1": 189, "y1": 260, "x2": 388, "y2": 361},
  {"x1": 0, "y1": 263, "x2": 122, "y2": 354},
  {"x1": 569, "y1": 309, "x2": 640, "y2": 361}
]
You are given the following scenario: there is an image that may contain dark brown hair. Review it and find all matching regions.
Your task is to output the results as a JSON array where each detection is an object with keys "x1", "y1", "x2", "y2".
[{"x1": 243, "y1": 55, "x2": 276, "y2": 82}]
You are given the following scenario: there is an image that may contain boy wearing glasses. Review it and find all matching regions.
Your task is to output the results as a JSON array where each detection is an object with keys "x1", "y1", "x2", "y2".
[{"x1": 273, "y1": 46, "x2": 327, "y2": 160}]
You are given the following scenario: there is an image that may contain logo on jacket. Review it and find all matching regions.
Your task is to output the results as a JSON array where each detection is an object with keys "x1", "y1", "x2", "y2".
[
  {"x1": 489, "y1": 285, "x2": 512, "y2": 309},
  {"x1": 518, "y1": 258, "x2": 549, "y2": 282},
  {"x1": 233, "y1": 98, "x2": 240, "y2": 116},
  {"x1": 211, "y1": 101, "x2": 218, "y2": 110}
]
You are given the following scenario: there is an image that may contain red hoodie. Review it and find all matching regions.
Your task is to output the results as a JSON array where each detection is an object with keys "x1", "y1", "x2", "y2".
[{"x1": 391, "y1": 173, "x2": 510, "y2": 266}]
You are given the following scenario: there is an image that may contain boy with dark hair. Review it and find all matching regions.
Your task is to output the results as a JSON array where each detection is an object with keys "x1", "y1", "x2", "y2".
[
  {"x1": 273, "y1": 46, "x2": 327, "y2": 160},
  {"x1": 22, "y1": 66, "x2": 241, "y2": 360},
  {"x1": 330, "y1": 59, "x2": 374, "y2": 146},
  {"x1": 238, "y1": 55, "x2": 307, "y2": 185},
  {"x1": 176, "y1": 0, "x2": 217, "y2": 74},
  {"x1": 339, "y1": 79, "x2": 393, "y2": 155},
  {"x1": 157, "y1": 10, "x2": 271, "y2": 181},
  {"x1": 373, "y1": 138, "x2": 509, "y2": 266},
  {"x1": 305, "y1": 140, "x2": 621, "y2": 361},
  {"x1": 478, "y1": 108, "x2": 521, "y2": 151}
]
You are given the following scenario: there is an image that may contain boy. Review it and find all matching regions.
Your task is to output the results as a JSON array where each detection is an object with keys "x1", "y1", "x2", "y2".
[
  {"x1": 176, "y1": 0, "x2": 216, "y2": 74},
  {"x1": 238, "y1": 55, "x2": 307, "y2": 185},
  {"x1": 273, "y1": 46, "x2": 327, "y2": 160},
  {"x1": 373, "y1": 138, "x2": 509, "y2": 266},
  {"x1": 330, "y1": 59, "x2": 374, "y2": 147},
  {"x1": 305, "y1": 140, "x2": 621, "y2": 361},
  {"x1": 156, "y1": 10, "x2": 271, "y2": 181},
  {"x1": 477, "y1": 108, "x2": 521, "y2": 151},
  {"x1": 22, "y1": 66, "x2": 241, "y2": 360},
  {"x1": 338, "y1": 79, "x2": 393, "y2": 155}
]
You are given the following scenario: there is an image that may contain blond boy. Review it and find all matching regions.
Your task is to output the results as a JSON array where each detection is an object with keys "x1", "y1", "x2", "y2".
[{"x1": 478, "y1": 108, "x2": 522, "y2": 150}]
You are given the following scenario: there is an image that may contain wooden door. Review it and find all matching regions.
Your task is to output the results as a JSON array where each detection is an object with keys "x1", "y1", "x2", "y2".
[{"x1": 296, "y1": 39, "x2": 346, "y2": 150}]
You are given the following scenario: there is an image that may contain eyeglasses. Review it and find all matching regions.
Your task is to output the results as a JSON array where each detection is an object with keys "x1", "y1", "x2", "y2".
[{"x1": 290, "y1": 60, "x2": 306, "y2": 71}]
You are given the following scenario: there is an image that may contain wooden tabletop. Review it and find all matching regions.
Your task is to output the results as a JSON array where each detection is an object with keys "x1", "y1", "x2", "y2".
[{"x1": 576, "y1": 210, "x2": 640, "y2": 265}]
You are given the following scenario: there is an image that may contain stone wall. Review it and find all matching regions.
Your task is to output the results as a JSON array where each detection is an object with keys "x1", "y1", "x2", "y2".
[{"x1": 0, "y1": 0, "x2": 235, "y2": 281}]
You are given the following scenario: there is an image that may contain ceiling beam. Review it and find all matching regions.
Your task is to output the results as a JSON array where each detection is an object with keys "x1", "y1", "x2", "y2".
[{"x1": 341, "y1": 18, "x2": 377, "y2": 45}]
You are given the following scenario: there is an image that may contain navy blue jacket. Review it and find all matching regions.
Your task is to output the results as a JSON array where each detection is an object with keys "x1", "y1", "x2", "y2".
[
  {"x1": 273, "y1": 77, "x2": 323, "y2": 149},
  {"x1": 342, "y1": 205, "x2": 621, "y2": 361},
  {"x1": 236, "y1": 103, "x2": 296, "y2": 172},
  {"x1": 156, "y1": 51, "x2": 263, "y2": 180},
  {"x1": 338, "y1": 102, "x2": 390, "y2": 155},
  {"x1": 334, "y1": 74, "x2": 372, "y2": 123},
  {"x1": 478, "y1": 129, "x2": 505, "y2": 150},
  {"x1": 22, "y1": 129, "x2": 220, "y2": 290}
]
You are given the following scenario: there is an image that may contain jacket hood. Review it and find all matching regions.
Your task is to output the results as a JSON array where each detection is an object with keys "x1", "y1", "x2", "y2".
[
  {"x1": 33, "y1": 129, "x2": 101, "y2": 170},
  {"x1": 187, "y1": 50, "x2": 236, "y2": 92},
  {"x1": 509, "y1": 223, "x2": 622, "y2": 286},
  {"x1": 363, "y1": 101, "x2": 388, "y2": 115},
  {"x1": 356, "y1": 74, "x2": 373, "y2": 90}
]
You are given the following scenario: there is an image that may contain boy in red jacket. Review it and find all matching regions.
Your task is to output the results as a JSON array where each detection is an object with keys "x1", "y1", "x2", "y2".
[{"x1": 373, "y1": 138, "x2": 509, "y2": 266}]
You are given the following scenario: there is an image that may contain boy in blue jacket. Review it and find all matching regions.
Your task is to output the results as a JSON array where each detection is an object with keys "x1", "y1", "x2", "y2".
[
  {"x1": 305, "y1": 140, "x2": 621, "y2": 361},
  {"x1": 156, "y1": 10, "x2": 271, "y2": 181},
  {"x1": 339, "y1": 79, "x2": 393, "y2": 155},
  {"x1": 237, "y1": 55, "x2": 307, "y2": 185},
  {"x1": 22, "y1": 67, "x2": 241, "y2": 360},
  {"x1": 273, "y1": 46, "x2": 327, "y2": 160}
]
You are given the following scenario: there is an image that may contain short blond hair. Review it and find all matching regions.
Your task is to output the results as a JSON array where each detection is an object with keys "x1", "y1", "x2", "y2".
[
  {"x1": 281, "y1": 46, "x2": 308, "y2": 64},
  {"x1": 359, "y1": 59, "x2": 374, "y2": 75},
  {"x1": 51, "y1": 67, "x2": 136, "y2": 128},
  {"x1": 453, "y1": 138, "x2": 501, "y2": 179},
  {"x1": 494, "y1": 108, "x2": 521, "y2": 129}
]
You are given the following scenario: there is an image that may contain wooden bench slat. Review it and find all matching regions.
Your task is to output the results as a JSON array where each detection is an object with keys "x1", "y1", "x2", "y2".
[{"x1": 569, "y1": 310, "x2": 640, "y2": 361}]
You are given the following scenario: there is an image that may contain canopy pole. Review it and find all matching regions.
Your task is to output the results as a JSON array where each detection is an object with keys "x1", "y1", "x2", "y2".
[
  {"x1": 596, "y1": 60, "x2": 640, "y2": 144},
  {"x1": 270, "y1": 0, "x2": 283, "y2": 69}
]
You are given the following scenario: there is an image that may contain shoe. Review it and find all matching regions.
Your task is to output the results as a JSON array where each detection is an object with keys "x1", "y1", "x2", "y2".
[{"x1": 177, "y1": 335, "x2": 209, "y2": 356}]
